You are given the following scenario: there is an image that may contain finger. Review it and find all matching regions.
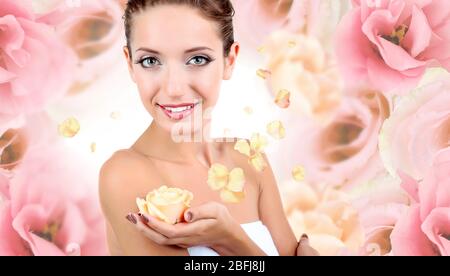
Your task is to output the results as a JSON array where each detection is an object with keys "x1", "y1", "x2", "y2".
[
  {"x1": 297, "y1": 234, "x2": 320, "y2": 256},
  {"x1": 126, "y1": 213, "x2": 169, "y2": 245},
  {"x1": 300, "y1": 233, "x2": 309, "y2": 245},
  {"x1": 297, "y1": 246, "x2": 320, "y2": 256},
  {"x1": 185, "y1": 202, "x2": 224, "y2": 223},
  {"x1": 139, "y1": 213, "x2": 193, "y2": 238}
]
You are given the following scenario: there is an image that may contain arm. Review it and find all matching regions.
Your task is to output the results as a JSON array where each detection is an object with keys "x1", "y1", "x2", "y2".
[
  {"x1": 99, "y1": 151, "x2": 187, "y2": 256},
  {"x1": 258, "y1": 153, "x2": 320, "y2": 256},
  {"x1": 258, "y1": 154, "x2": 298, "y2": 256}
]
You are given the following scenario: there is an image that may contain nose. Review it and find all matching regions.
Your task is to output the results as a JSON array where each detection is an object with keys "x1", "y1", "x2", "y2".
[{"x1": 162, "y1": 65, "x2": 185, "y2": 98}]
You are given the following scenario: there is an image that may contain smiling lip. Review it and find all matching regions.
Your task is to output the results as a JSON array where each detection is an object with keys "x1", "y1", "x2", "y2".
[{"x1": 157, "y1": 102, "x2": 199, "y2": 121}]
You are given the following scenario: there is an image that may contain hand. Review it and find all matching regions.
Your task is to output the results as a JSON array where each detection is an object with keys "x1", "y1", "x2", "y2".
[
  {"x1": 296, "y1": 234, "x2": 320, "y2": 256},
  {"x1": 127, "y1": 202, "x2": 244, "y2": 253}
]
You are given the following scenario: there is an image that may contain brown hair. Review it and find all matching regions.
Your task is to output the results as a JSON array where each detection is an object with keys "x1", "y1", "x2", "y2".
[{"x1": 124, "y1": 0, "x2": 235, "y2": 57}]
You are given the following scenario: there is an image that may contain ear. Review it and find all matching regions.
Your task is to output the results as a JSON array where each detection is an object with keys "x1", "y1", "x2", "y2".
[
  {"x1": 223, "y1": 42, "x2": 240, "y2": 80},
  {"x1": 123, "y1": 46, "x2": 136, "y2": 83}
]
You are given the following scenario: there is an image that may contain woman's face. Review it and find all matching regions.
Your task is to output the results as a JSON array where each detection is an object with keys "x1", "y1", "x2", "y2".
[{"x1": 124, "y1": 5, "x2": 239, "y2": 135}]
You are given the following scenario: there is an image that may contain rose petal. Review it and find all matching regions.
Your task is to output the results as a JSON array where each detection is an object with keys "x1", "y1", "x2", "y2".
[
  {"x1": 249, "y1": 152, "x2": 267, "y2": 172},
  {"x1": 391, "y1": 205, "x2": 438, "y2": 256},
  {"x1": 58, "y1": 117, "x2": 80, "y2": 138},
  {"x1": 250, "y1": 133, "x2": 268, "y2": 152},
  {"x1": 402, "y1": 5, "x2": 432, "y2": 57},
  {"x1": 292, "y1": 165, "x2": 306, "y2": 182},
  {"x1": 274, "y1": 89, "x2": 291, "y2": 109},
  {"x1": 267, "y1": 120, "x2": 286, "y2": 140},
  {"x1": 207, "y1": 164, "x2": 229, "y2": 191},
  {"x1": 220, "y1": 189, "x2": 245, "y2": 204},
  {"x1": 421, "y1": 207, "x2": 450, "y2": 256},
  {"x1": 234, "y1": 139, "x2": 251, "y2": 157},
  {"x1": 227, "y1": 168, "x2": 245, "y2": 192}
]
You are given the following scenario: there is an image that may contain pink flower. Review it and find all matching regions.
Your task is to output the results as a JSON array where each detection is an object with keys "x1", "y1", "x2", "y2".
[
  {"x1": 391, "y1": 148, "x2": 450, "y2": 256},
  {"x1": 37, "y1": 0, "x2": 124, "y2": 95},
  {"x1": 336, "y1": 0, "x2": 450, "y2": 93},
  {"x1": 380, "y1": 77, "x2": 450, "y2": 180},
  {"x1": 0, "y1": 0, "x2": 76, "y2": 119},
  {"x1": 279, "y1": 89, "x2": 390, "y2": 189},
  {"x1": 0, "y1": 171, "x2": 9, "y2": 201},
  {"x1": 1, "y1": 114, "x2": 57, "y2": 172},
  {"x1": 232, "y1": 0, "x2": 320, "y2": 48},
  {"x1": 0, "y1": 148, "x2": 107, "y2": 256},
  {"x1": 351, "y1": 174, "x2": 410, "y2": 255}
]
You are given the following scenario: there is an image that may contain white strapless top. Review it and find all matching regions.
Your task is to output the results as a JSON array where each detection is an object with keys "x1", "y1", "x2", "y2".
[{"x1": 187, "y1": 221, "x2": 279, "y2": 256}]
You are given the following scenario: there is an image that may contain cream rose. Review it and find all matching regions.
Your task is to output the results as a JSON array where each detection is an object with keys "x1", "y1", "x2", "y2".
[
  {"x1": 380, "y1": 72, "x2": 450, "y2": 180},
  {"x1": 282, "y1": 181, "x2": 365, "y2": 256},
  {"x1": 136, "y1": 186, "x2": 194, "y2": 225},
  {"x1": 263, "y1": 31, "x2": 342, "y2": 123}
]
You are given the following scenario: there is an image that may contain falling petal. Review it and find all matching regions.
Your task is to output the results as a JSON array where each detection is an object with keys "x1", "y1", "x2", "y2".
[
  {"x1": 244, "y1": 106, "x2": 253, "y2": 115},
  {"x1": 288, "y1": 40, "x2": 296, "y2": 48},
  {"x1": 110, "y1": 111, "x2": 121, "y2": 120},
  {"x1": 267, "y1": 120, "x2": 286, "y2": 139},
  {"x1": 257, "y1": 69, "x2": 271, "y2": 80},
  {"x1": 227, "y1": 168, "x2": 245, "y2": 192},
  {"x1": 250, "y1": 133, "x2": 268, "y2": 153},
  {"x1": 207, "y1": 164, "x2": 229, "y2": 190},
  {"x1": 90, "y1": 142, "x2": 96, "y2": 153},
  {"x1": 275, "y1": 89, "x2": 291, "y2": 109},
  {"x1": 58, "y1": 117, "x2": 80, "y2": 138},
  {"x1": 234, "y1": 139, "x2": 251, "y2": 157},
  {"x1": 249, "y1": 152, "x2": 267, "y2": 172},
  {"x1": 220, "y1": 189, "x2": 245, "y2": 204},
  {"x1": 257, "y1": 45, "x2": 266, "y2": 53},
  {"x1": 292, "y1": 165, "x2": 306, "y2": 182}
]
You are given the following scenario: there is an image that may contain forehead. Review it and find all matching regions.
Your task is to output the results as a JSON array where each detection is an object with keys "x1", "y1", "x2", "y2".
[{"x1": 131, "y1": 4, "x2": 222, "y2": 51}]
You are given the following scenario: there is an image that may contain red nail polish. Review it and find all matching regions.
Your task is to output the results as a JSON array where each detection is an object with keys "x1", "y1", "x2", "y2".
[
  {"x1": 126, "y1": 214, "x2": 137, "y2": 224},
  {"x1": 140, "y1": 214, "x2": 149, "y2": 223},
  {"x1": 185, "y1": 211, "x2": 192, "y2": 222}
]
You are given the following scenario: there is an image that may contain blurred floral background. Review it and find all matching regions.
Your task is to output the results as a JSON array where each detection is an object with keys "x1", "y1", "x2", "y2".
[{"x1": 1, "y1": 0, "x2": 449, "y2": 256}]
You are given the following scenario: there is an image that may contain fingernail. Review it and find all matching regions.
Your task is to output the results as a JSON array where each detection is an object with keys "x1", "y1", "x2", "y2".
[
  {"x1": 139, "y1": 213, "x2": 149, "y2": 223},
  {"x1": 185, "y1": 211, "x2": 192, "y2": 222},
  {"x1": 126, "y1": 213, "x2": 137, "y2": 224},
  {"x1": 301, "y1": 233, "x2": 309, "y2": 239}
]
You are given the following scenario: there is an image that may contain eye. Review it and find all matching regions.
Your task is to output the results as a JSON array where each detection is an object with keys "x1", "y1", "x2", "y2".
[
  {"x1": 187, "y1": 56, "x2": 211, "y2": 66},
  {"x1": 137, "y1": 57, "x2": 161, "y2": 68}
]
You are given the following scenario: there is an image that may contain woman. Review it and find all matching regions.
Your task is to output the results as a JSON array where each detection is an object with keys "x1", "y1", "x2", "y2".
[{"x1": 99, "y1": 0, "x2": 318, "y2": 256}]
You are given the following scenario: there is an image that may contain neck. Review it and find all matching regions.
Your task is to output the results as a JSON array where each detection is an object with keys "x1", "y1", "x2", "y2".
[{"x1": 142, "y1": 121, "x2": 221, "y2": 167}]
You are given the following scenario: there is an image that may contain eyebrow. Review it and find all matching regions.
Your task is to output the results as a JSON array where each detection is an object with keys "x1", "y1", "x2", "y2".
[{"x1": 135, "y1": 46, "x2": 214, "y2": 54}]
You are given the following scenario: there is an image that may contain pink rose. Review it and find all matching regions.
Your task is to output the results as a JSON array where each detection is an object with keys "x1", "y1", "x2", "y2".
[
  {"x1": 380, "y1": 77, "x2": 450, "y2": 180},
  {"x1": 1, "y1": 114, "x2": 57, "y2": 172},
  {"x1": 37, "y1": 0, "x2": 124, "y2": 94},
  {"x1": 232, "y1": 0, "x2": 320, "y2": 48},
  {"x1": 0, "y1": 148, "x2": 107, "y2": 256},
  {"x1": 351, "y1": 174, "x2": 410, "y2": 255},
  {"x1": 0, "y1": 0, "x2": 76, "y2": 119},
  {"x1": 279, "y1": 89, "x2": 390, "y2": 188},
  {"x1": 391, "y1": 148, "x2": 450, "y2": 256},
  {"x1": 336, "y1": 0, "x2": 450, "y2": 93}
]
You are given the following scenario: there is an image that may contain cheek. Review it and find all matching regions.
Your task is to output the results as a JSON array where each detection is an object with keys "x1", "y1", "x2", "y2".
[
  {"x1": 134, "y1": 71, "x2": 159, "y2": 104},
  {"x1": 192, "y1": 66, "x2": 223, "y2": 104}
]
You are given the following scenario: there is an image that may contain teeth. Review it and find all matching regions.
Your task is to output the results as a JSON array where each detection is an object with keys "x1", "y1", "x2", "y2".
[{"x1": 163, "y1": 105, "x2": 193, "y2": 113}]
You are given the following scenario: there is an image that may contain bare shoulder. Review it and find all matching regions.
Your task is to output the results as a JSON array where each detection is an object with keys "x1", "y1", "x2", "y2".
[
  {"x1": 98, "y1": 149, "x2": 186, "y2": 255},
  {"x1": 99, "y1": 149, "x2": 160, "y2": 213}
]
